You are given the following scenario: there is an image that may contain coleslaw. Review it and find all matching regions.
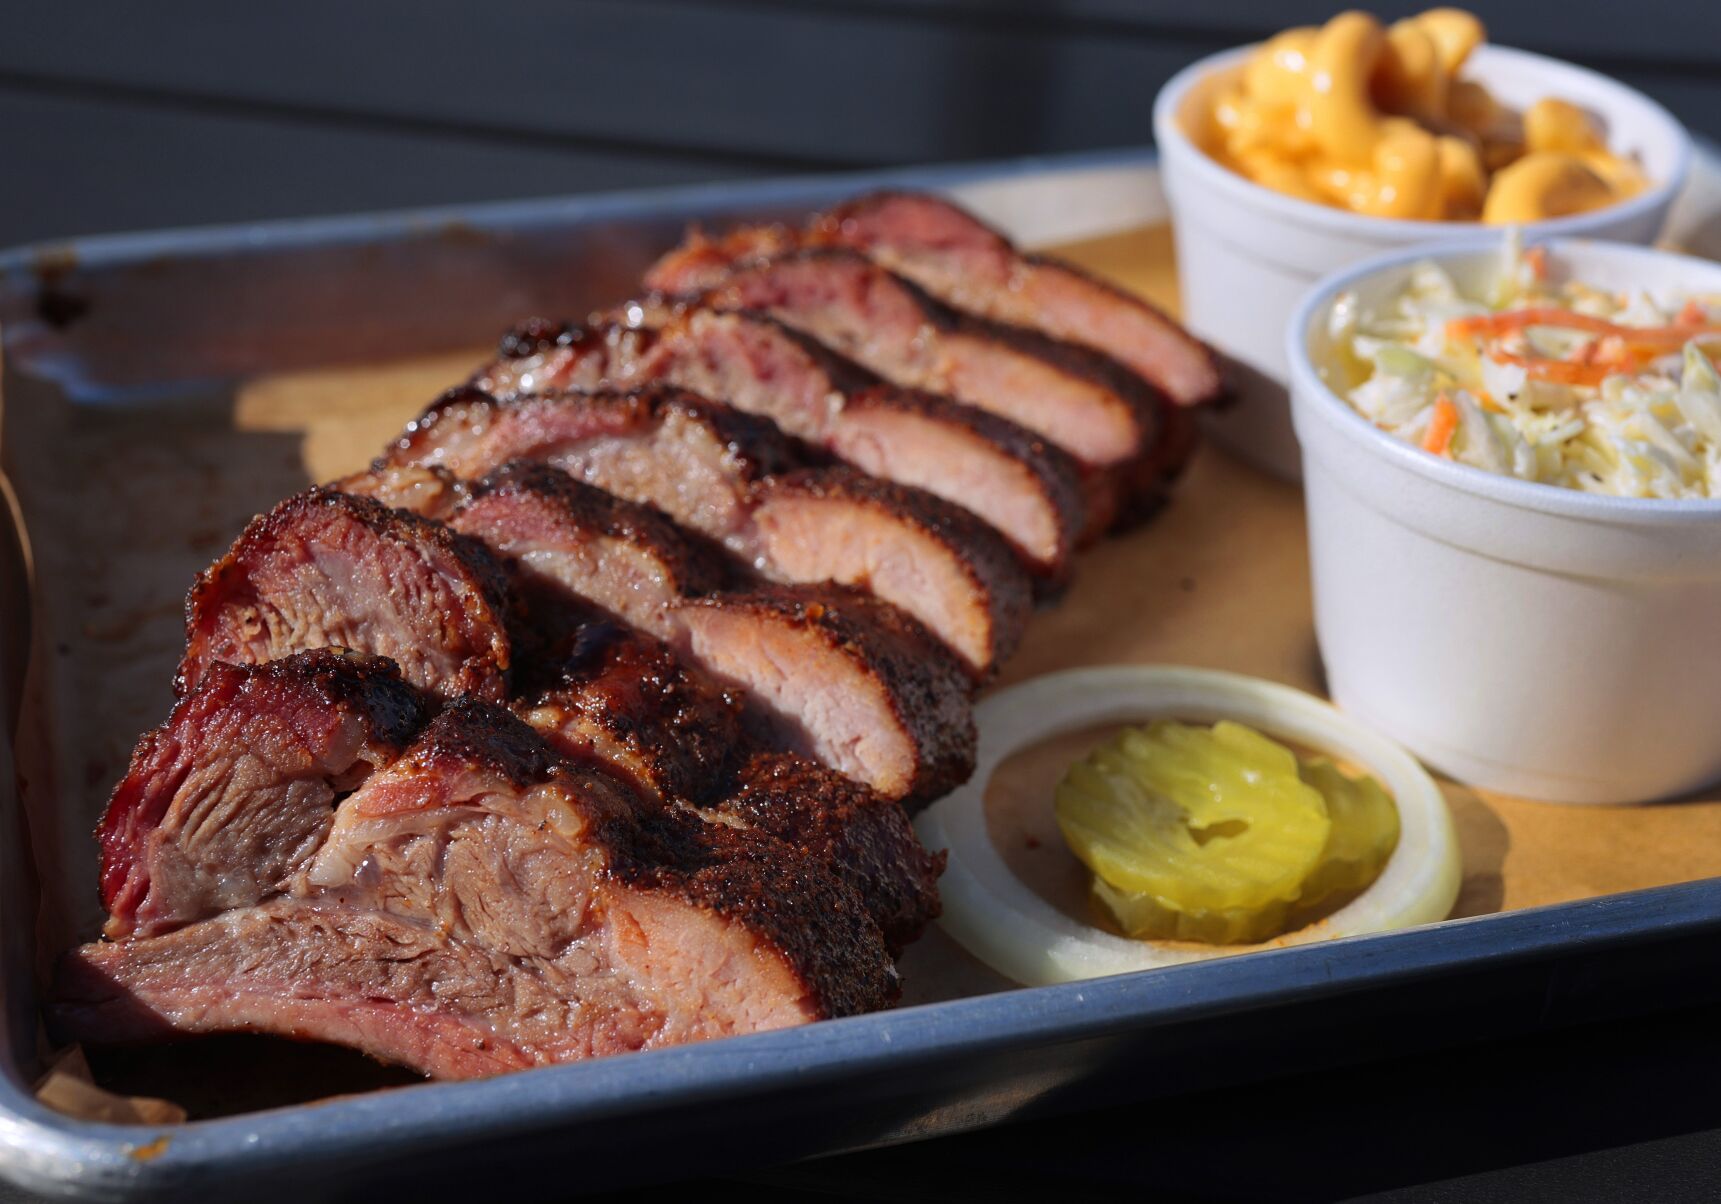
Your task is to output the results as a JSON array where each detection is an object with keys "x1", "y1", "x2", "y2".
[{"x1": 1324, "y1": 239, "x2": 1721, "y2": 498}]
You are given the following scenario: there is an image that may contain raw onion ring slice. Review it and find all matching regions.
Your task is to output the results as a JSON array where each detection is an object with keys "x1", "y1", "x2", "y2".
[{"x1": 914, "y1": 665, "x2": 1461, "y2": 986}]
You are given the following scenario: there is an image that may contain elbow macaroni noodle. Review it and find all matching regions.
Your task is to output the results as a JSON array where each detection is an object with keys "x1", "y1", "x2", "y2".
[{"x1": 1195, "y1": 9, "x2": 1649, "y2": 223}]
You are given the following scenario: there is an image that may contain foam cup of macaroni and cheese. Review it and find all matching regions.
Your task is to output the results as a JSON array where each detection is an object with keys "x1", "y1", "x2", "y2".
[
  {"x1": 1153, "y1": 10, "x2": 1691, "y2": 479},
  {"x1": 1288, "y1": 236, "x2": 1721, "y2": 804}
]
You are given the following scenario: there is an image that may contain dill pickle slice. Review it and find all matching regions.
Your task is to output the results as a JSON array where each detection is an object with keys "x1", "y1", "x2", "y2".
[
  {"x1": 1295, "y1": 757, "x2": 1401, "y2": 911},
  {"x1": 1055, "y1": 721, "x2": 1331, "y2": 943},
  {"x1": 1091, "y1": 874, "x2": 1297, "y2": 945}
]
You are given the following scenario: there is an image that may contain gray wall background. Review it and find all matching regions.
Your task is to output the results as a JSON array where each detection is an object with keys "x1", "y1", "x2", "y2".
[{"x1": 1, "y1": 0, "x2": 1715, "y2": 245}]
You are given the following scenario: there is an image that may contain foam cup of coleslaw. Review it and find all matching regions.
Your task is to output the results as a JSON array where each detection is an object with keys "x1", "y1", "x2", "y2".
[
  {"x1": 1155, "y1": 44, "x2": 1691, "y2": 481},
  {"x1": 1288, "y1": 237, "x2": 1721, "y2": 803}
]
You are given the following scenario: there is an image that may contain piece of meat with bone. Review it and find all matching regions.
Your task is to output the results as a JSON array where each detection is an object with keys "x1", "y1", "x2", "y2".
[
  {"x1": 55, "y1": 702, "x2": 898, "y2": 1079},
  {"x1": 475, "y1": 313, "x2": 1085, "y2": 578},
  {"x1": 516, "y1": 619, "x2": 942, "y2": 951},
  {"x1": 179, "y1": 488, "x2": 515, "y2": 702},
  {"x1": 388, "y1": 390, "x2": 1030, "y2": 675},
  {"x1": 96, "y1": 649, "x2": 432, "y2": 941},
  {"x1": 446, "y1": 462, "x2": 976, "y2": 804},
  {"x1": 643, "y1": 190, "x2": 1225, "y2": 409},
  {"x1": 634, "y1": 248, "x2": 1159, "y2": 482}
]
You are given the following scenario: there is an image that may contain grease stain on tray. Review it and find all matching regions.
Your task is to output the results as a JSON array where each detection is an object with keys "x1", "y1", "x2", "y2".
[{"x1": 128, "y1": 1135, "x2": 172, "y2": 1163}]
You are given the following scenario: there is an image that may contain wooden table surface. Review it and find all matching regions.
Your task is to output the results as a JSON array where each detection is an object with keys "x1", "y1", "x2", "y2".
[{"x1": 5, "y1": 2, "x2": 1721, "y2": 1199}]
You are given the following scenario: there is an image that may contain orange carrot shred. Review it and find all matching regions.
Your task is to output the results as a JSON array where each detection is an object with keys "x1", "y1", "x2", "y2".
[
  {"x1": 1423, "y1": 395, "x2": 1460, "y2": 455},
  {"x1": 1447, "y1": 308, "x2": 1721, "y2": 352},
  {"x1": 1594, "y1": 336, "x2": 1630, "y2": 364},
  {"x1": 1524, "y1": 245, "x2": 1548, "y2": 281},
  {"x1": 1679, "y1": 299, "x2": 1709, "y2": 327},
  {"x1": 1488, "y1": 351, "x2": 1620, "y2": 386},
  {"x1": 1447, "y1": 308, "x2": 1619, "y2": 341}
]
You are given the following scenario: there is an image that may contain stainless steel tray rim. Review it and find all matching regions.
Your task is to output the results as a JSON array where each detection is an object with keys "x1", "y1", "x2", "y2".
[
  {"x1": 4, "y1": 872, "x2": 1715, "y2": 1195},
  {"x1": 0, "y1": 146, "x2": 1166, "y2": 412},
  {"x1": 0, "y1": 147, "x2": 1161, "y2": 282}
]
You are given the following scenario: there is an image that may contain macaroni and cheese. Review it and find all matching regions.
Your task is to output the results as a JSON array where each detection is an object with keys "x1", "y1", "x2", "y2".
[{"x1": 1191, "y1": 9, "x2": 1649, "y2": 222}]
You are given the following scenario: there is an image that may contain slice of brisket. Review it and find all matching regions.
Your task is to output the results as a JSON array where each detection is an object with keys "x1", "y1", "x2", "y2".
[
  {"x1": 675, "y1": 582, "x2": 974, "y2": 806},
  {"x1": 332, "y1": 461, "x2": 466, "y2": 518},
  {"x1": 643, "y1": 190, "x2": 1225, "y2": 408},
  {"x1": 719, "y1": 751, "x2": 943, "y2": 952},
  {"x1": 389, "y1": 390, "x2": 1030, "y2": 676},
  {"x1": 749, "y1": 467, "x2": 1029, "y2": 674},
  {"x1": 446, "y1": 463, "x2": 976, "y2": 804},
  {"x1": 390, "y1": 384, "x2": 795, "y2": 546},
  {"x1": 179, "y1": 489, "x2": 515, "y2": 702},
  {"x1": 475, "y1": 311, "x2": 1085, "y2": 577},
  {"x1": 97, "y1": 649, "x2": 431, "y2": 941},
  {"x1": 451, "y1": 460, "x2": 730, "y2": 637},
  {"x1": 514, "y1": 616, "x2": 745, "y2": 809},
  {"x1": 55, "y1": 703, "x2": 898, "y2": 1079},
  {"x1": 637, "y1": 247, "x2": 1158, "y2": 479},
  {"x1": 517, "y1": 618, "x2": 941, "y2": 951}
]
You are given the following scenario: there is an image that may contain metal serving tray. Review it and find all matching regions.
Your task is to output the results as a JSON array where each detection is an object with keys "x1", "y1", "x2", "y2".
[{"x1": 5, "y1": 149, "x2": 1721, "y2": 1201}]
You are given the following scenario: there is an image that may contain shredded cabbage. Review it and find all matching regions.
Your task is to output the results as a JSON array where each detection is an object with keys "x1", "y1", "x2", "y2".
[{"x1": 1330, "y1": 244, "x2": 1721, "y2": 498}]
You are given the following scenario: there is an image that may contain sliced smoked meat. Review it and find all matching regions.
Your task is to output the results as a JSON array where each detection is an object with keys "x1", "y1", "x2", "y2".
[
  {"x1": 55, "y1": 702, "x2": 898, "y2": 1079},
  {"x1": 644, "y1": 190, "x2": 1225, "y2": 408},
  {"x1": 638, "y1": 247, "x2": 1157, "y2": 476},
  {"x1": 450, "y1": 460, "x2": 730, "y2": 636},
  {"x1": 750, "y1": 467, "x2": 1028, "y2": 674},
  {"x1": 389, "y1": 384, "x2": 794, "y2": 546},
  {"x1": 332, "y1": 461, "x2": 465, "y2": 518},
  {"x1": 391, "y1": 394, "x2": 1030, "y2": 675},
  {"x1": 719, "y1": 751, "x2": 943, "y2": 952},
  {"x1": 515, "y1": 616, "x2": 745, "y2": 809},
  {"x1": 97, "y1": 649, "x2": 431, "y2": 941},
  {"x1": 676, "y1": 582, "x2": 974, "y2": 806},
  {"x1": 517, "y1": 618, "x2": 941, "y2": 951},
  {"x1": 447, "y1": 464, "x2": 976, "y2": 804},
  {"x1": 179, "y1": 488, "x2": 515, "y2": 703},
  {"x1": 477, "y1": 312, "x2": 1084, "y2": 576}
]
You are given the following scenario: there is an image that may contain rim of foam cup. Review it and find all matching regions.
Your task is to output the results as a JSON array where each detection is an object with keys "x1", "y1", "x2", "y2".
[
  {"x1": 1285, "y1": 236, "x2": 1721, "y2": 523},
  {"x1": 1151, "y1": 43, "x2": 1693, "y2": 245}
]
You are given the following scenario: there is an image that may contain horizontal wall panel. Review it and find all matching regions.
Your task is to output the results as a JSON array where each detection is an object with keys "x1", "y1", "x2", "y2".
[
  {"x1": 0, "y1": 2, "x2": 1196, "y2": 164},
  {"x1": 0, "y1": 87, "x2": 769, "y2": 247},
  {"x1": 0, "y1": 0, "x2": 1716, "y2": 248},
  {"x1": 763, "y1": 0, "x2": 1721, "y2": 68},
  {"x1": 0, "y1": 1, "x2": 1716, "y2": 174}
]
